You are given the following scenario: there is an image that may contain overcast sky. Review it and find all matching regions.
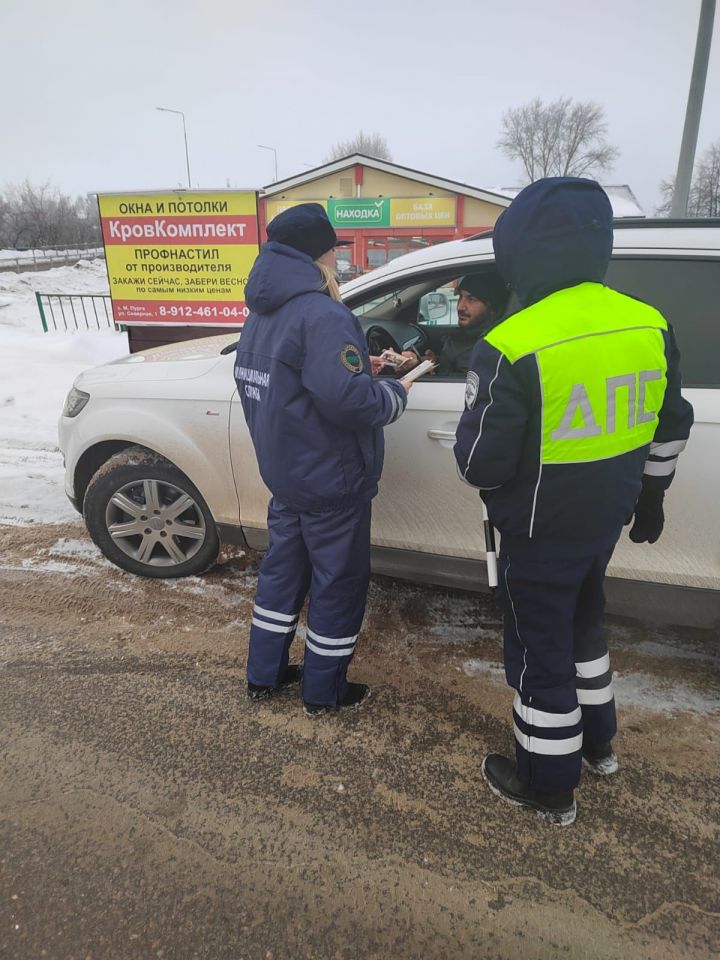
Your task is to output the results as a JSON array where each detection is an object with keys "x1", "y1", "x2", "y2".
[{"x1": 2, "y1": 0, "x2": 719, "y2": 214}]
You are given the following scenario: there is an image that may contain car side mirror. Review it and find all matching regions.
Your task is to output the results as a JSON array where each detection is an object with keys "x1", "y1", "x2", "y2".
[{"x1": 420, "y1": 292, "x2": 449, "y2": 323}]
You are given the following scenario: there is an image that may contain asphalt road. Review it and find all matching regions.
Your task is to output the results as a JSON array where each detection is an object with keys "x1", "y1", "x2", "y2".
[{"x1": 1, "y1": 522, "x2": 718, "y2": 960}]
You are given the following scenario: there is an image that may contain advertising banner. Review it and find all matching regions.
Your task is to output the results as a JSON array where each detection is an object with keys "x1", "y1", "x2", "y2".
[
  {"x1": 264, "y1": 197, "x2": 456, "y2": 230},
  {"x1": 327, "y1": 198, "x2": 390, "y2": 228},
  {"x1": 389, "y1": 197, "x2": 456, "y2": 227},
  {"x1": 98, "y1": 191, "x2": 259, "y2": 325}
]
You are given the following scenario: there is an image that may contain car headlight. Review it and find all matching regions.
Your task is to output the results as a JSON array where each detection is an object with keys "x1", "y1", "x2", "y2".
[{"x1": 62, "y1": 387, "x2": 90, "y2": 418}]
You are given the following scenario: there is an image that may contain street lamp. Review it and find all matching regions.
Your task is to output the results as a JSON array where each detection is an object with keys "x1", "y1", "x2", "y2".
[
  {"x1": 157, "y1": 107, "x2": 192, "y2": 189},
  {"x1": 258, "y1": 144, "x2": 278, "y2": 182}
]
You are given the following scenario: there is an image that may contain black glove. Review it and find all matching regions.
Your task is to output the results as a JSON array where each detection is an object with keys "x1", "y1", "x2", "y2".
[{"x1": 628, "y1": 482, "x2": 665, "y2": 544}]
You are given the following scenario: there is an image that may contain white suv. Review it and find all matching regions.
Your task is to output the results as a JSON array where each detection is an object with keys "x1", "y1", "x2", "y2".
[{"x1": 59, "y1": 220, "x2": 720, "y2": 625}]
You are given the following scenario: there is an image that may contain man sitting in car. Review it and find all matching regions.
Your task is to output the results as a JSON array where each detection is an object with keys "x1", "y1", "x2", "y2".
[{"x1": 404, "y1": 273, "x2": 509, "y2": 378}]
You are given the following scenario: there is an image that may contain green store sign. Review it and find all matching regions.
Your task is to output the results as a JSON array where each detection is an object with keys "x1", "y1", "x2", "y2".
[{"x1": 328, "y1": 198, "x2": 390, "y2": 228}]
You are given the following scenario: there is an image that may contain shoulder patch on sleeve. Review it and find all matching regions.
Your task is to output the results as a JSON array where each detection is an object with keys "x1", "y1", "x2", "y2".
[
  {"x1": 340, "y1": 343, "x2": 364, "y2": 374},
  {"x1": 465, "y1": 370, "x2": 480, "y2": 409}
]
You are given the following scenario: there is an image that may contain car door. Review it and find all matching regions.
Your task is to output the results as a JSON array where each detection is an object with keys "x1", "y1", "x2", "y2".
[
  {"x1": 603, "y1": 255, "x2": 720, "y2": 591},
  {"x1": 372, "y1": 252, "x2": 720, "y2": 590},
  {"x1": 228, "y1": 386, "x2": 271, "y2": 544},
  {"x1": 373, "y1": 379, "x2": 486, "y2": 560},
  {"x1": 230, "y1": 264, "x2": 497, "y2": 559},
  {"x1": 368, "y1": 274, "x2": 496, "y2": 561}
]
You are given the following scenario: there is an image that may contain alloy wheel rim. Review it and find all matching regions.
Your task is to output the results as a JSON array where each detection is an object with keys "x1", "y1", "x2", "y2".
[{"x1": 105, "y1": 478, "x2": 207, "y2": 566}]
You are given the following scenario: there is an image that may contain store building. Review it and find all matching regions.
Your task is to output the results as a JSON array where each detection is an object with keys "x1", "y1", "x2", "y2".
[{"x1": 259, "y1": 154, "x2": 512, "y2": 277}]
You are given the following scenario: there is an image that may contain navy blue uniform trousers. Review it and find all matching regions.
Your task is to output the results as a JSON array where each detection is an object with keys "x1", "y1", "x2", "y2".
[
  {"x1": 247, "y1": 497, "x2": 371, "y2": 706},
  {"x1": 498, "y1": 546, "x2": 618, "y2": 794}
]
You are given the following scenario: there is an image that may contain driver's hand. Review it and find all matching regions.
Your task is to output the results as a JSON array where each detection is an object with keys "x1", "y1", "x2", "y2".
[
  {"x1": 369, "y1": 356, "x2": 386, "y2": 375},
  {"x1": 423, "y1": 349, "x2": 439, "y2": 375},
  {"x1": 400, "y1": 350, "x2": 420, "y2": 368}
]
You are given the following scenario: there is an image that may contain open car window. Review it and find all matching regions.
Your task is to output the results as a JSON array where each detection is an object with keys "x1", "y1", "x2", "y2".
[{"x1": 349, "y1": 268, "x2": 507, "y2": 382}]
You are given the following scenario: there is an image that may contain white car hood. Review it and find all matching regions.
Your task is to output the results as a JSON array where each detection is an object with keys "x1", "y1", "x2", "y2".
[{"x1": 77, "y1": 333, "x2": 239, "y2": 385}]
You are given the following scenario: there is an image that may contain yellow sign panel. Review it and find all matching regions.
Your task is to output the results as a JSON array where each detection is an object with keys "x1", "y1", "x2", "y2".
[
  {"x1": 390, "y1": 197, "x2": 456, "y2": 227},
  {"x1": 98, "y1": 191, "x2": 259, "y2": 325},
  {"x1": 265, "y1": 199, "x2": 328, "y2": 225}
]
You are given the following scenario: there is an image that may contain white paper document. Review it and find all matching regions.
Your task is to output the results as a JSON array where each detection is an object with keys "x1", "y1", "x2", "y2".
[{"x1": 399, "y1": 359, "x2": 437, "y2": 385}]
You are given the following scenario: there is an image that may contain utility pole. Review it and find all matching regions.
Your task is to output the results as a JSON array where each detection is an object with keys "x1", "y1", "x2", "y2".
[{"x1": 670, "y1": 0, "x2": 716, "y2": 217}]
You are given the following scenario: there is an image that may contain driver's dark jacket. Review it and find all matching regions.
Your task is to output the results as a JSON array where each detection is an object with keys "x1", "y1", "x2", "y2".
[
  {"x1": 435, "y1": 327, "x2": 484, "y2": 377},
  {"x1": 235, "y1": 242, "x2": 407, "y2": 513}
]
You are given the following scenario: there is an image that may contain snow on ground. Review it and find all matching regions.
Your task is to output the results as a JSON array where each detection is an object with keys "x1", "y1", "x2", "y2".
[
  {"x1": 0, "y1": 260, "x2": 127, "y2": 525},
  {"x1": 0, "y1": 258, "x2": 110, "y2": 328},
  {"x1": 461, "y1": 658, "x2": 719, "y2": 716}
]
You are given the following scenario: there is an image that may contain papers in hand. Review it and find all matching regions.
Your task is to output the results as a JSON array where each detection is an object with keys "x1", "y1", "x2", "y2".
[
  {"x1": 377, "y1": 350, "x2": 410, "y2": 369},
  {"x1": 399, "y1": 359, "x2": 437, "y2": 384}
]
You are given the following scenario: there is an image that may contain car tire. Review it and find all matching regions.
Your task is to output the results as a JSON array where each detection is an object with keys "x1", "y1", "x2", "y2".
[{"x1": 83, "y1": 446, "x2": 220, "y2": 579}]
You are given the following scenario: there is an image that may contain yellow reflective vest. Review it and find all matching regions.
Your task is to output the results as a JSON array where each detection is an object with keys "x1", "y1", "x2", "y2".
[{"x1": 454, "y1": 282, "x2": 693, "y2": 555}]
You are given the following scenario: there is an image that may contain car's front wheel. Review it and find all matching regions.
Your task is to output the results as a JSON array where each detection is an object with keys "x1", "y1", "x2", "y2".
[{"x1": 83, "y1": 446, "x2": 220, "y2": 578}]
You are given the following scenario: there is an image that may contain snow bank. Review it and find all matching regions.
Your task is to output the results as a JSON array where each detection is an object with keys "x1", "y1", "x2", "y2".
[
  {"x1": 0, "y1": 258, "x2": 110, "y2": 330},
  {"x1": 0, "y1": 261, "x2": 127, "y2": 525}
]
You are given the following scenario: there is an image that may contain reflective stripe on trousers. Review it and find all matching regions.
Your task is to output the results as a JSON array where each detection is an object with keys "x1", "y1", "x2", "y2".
[
  {"x1": 499, "y1": 547, "x2": 618, "y2": 793},
  {"x1": 247, "y1": 497, "x2": 371, "y2": 706}
]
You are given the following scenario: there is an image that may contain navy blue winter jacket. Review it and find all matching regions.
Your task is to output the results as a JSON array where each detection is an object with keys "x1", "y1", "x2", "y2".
[
  {"x1": 454, "y1": 178, "x2": 693, "y2": 557},
  {"x1": 235, "y1": 242, "x2": 407, "y2": 512}
]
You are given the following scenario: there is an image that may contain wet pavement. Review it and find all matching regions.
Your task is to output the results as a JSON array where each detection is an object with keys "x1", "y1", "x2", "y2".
[{"x1": 0, "y1": 522, "x2": 718, "y2": 959}]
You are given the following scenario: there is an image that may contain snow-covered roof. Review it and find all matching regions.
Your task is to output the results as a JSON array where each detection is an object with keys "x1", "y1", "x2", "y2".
[
  {"x1": 495, "y1": 184, "x2": 644, "y2": 218},
  {"x1": 602, "y1": 185, "x2": 645, "y2": 218},
  {"x1": 262, "y1": 154, "x2": 513, "y2": 207}
]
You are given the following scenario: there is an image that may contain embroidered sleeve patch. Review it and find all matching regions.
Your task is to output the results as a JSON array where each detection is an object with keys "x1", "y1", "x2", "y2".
[
  {"x1": 340, "y1": 343, "x2": 364, "y2": 374},
  {"x1": 465, "y1": 371, "x2": 480, "y2": 409}
]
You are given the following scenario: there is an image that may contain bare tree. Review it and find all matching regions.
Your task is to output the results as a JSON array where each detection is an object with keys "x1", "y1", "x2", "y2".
[
  {"x1": 327, "y1": 131, "x2": 392, "y2": 161},
  {"x1": 0, "y1": 180, "x2": 50, "y2": 248},
  {"x1": 0, "y1": 180, "x2": 100, "y2": 249},
  {"x1": 657, "y1": 139, "x2": 720, "y2": 216},
  {"x1": 498, "y1": 98, "x2": 619, "y2": 183}
]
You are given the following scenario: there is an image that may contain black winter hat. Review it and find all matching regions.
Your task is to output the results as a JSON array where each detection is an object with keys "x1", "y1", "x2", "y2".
[
  {"x1": 457, "y1": 272, "x2": 509, "y2": 313},
  {"x1": 266, "y1": 202, "x2": 352, "y2": 261}
]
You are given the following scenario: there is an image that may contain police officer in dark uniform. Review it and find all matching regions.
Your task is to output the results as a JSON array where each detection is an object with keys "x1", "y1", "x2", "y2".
[
  {"x1": 235, "y1": 203, "x2": 409, "y2": 716},
  {"x1": 454, "y1": 177, "x2": 693, "y2": 825}
]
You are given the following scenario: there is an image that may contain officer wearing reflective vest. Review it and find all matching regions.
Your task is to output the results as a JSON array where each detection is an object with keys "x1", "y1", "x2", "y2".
[
  {"x1": 454, "y1": 178, "x2": 693, "y2": 826},
  {"x1": 235, "y1": 203, "x2": 409, "y2": 716}
]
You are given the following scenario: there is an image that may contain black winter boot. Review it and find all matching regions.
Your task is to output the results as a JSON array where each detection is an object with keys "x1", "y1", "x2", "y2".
[
  {"x1": 247, "y1": 663, "x2": 303, "y2": 702},
  {"x1": 582, "y1": 741, "x2": 619, "y2": 776},
  {"x1": 482, "y1": 754, "x2": 576, "y2": 826},
  {"x1": 303, "y1": 682, "x2": 371, "y2": 717}
]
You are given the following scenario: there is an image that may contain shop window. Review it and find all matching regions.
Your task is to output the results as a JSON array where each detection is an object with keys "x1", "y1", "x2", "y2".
[{"x1": 366, "y1": 239, "x2": 388, "y2": 269}]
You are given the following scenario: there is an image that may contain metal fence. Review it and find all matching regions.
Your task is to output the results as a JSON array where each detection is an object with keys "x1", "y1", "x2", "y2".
[
  {"x1": 35, "y1": 293, "x2": 120, "y2": 333},
  {"x1": 0, "y1": 245, "x2": 104, "y2": 273}
]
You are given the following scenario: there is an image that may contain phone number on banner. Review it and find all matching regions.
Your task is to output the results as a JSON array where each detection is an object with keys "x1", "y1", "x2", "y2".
[{"x1": 158, "y1": 305, "x2": 250, "y2": 319}]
